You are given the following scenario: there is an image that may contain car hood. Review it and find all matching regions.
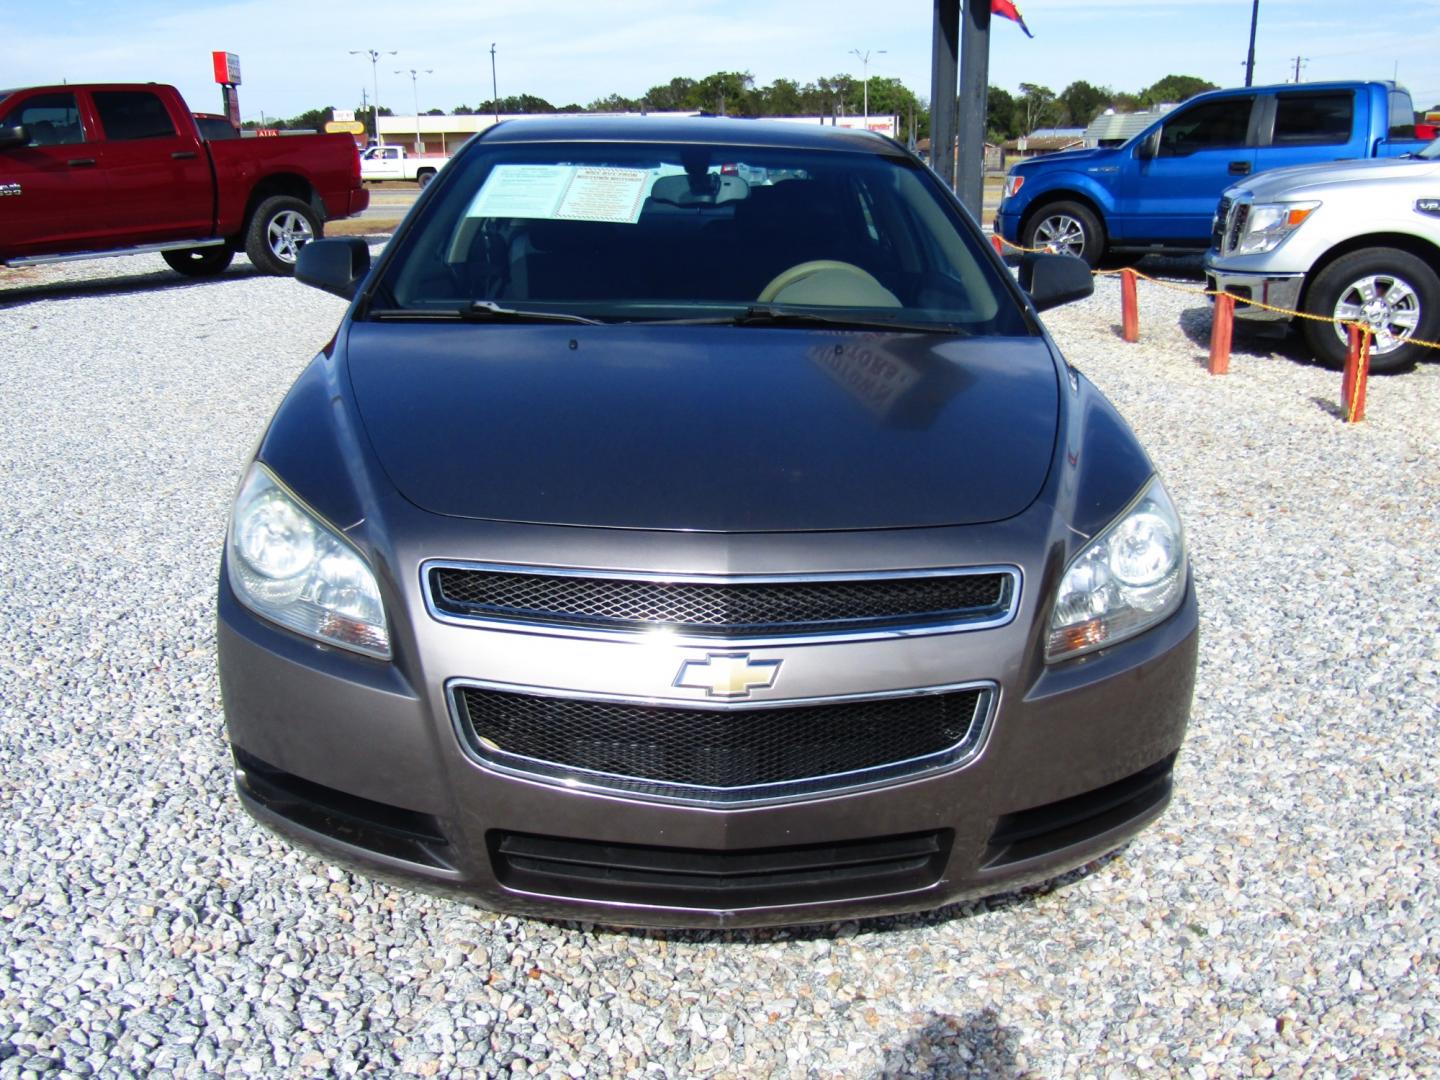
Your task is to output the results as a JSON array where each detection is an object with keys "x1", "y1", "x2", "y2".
[
  {"x1": 345, "y1": 323, "x2": 1059, "y2": 532},
  {"x1": 1233, "y1": 158, "x2": 1440, "y2": 200},
  {"x1": 1014, "y1": 147, "x2": 1118, "y2": 172}
]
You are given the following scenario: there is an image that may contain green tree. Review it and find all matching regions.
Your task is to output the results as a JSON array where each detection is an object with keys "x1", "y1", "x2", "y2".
[
  {"x1": 1017, "y1": 82, "x2": 1061, "y2": 132},
  {"x1": 587, "y1": 92, "x2": 643, "y2": 112},
  {"x1": 986, "y1": 85, "x2": 1017, "y2": 140},
  {"x1": 1058, "y1": 81, "x2": 1113, "y2": 127},
  {"x1": 1139, "y1": 75, "x2": 1218, "y2": 108},
  {"x1": 640, "y1": 78, "x2": 697, "y2": 111}
]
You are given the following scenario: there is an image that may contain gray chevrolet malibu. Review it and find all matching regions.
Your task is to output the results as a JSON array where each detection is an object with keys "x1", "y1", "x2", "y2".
[{"x1": 218, "y1": 117, "x2": 1197, "y2": 928}]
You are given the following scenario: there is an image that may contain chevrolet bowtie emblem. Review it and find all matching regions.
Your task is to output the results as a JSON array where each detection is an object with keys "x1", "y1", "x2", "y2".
[{"x1": 674, "y1": 652, "x2": 782, "y2": 699}]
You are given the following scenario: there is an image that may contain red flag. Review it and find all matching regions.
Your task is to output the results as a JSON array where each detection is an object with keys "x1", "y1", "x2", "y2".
[{"x1": 991, "y1": 0, "x2": 1035, "y2": 37}]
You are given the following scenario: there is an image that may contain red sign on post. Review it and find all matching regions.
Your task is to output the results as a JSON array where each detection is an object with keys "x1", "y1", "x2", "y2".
[{"x1": 212, "y1": 51, "x2": 241, "y2": 86}]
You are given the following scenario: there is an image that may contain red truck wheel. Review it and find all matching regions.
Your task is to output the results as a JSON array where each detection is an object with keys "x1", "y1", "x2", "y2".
[
  {"x1": 245, "y1": 195, "x2": 322, "y2": 276},
  {"x1": 162, "y1": 246, "x2": 235, "y2": 278}
]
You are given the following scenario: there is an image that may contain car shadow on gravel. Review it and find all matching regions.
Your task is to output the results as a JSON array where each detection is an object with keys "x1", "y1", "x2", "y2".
[
  {"x1": 878, "y1": 1008, "x2": 1023, "y2": 1078},
  {"x1": 0, "y1": 264, "x2": 267, "y2": 308},
  {"x1": 1176, "y1": 304, "x2": 1330, "y2": 372}
]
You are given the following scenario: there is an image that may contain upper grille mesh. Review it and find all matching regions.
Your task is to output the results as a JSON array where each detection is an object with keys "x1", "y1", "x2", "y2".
[{"x1": 430, "y1": 566, "x2": 1010, "y2": 637}]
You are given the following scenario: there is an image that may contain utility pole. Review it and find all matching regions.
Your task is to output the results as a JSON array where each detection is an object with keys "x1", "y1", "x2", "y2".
[
  {"x1": 1243, "y1": 0, "x2": 1259, "y2": 87},
  {"x1": 350, "y1": 49, "x2": 396, "y2": 144},
  {"x1": 930, "y1": 0, "x2": 959, "y2": 191},
  {"x1": 490, "y1": 44, "x2": 499, "y2": 124},
  {"x1": 1289, "y1": 55, "x2": 1308, "y2": 82},
  {"x1": 850, "y1": 48, "x2": 887, "y2": 123},
  {"x1": 956, "y1": 0, "x2": 991, "y2": 217},
  {"x1": 396, "y1": 68, "x2": 433, "y2": 153}
]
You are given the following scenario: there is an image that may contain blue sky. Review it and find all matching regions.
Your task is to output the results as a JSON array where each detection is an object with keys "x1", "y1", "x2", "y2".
[{"x1": 7, "y1": 0, "x2": 1438, "y2": 122}]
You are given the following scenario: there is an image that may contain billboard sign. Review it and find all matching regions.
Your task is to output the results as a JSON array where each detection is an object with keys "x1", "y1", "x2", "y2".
[
  {"x1": 332, "y1": 109, "x2": 356, "y2": 123},
  {"x1": 212, "y1": 51, "x2": 241, "y2": 85}
]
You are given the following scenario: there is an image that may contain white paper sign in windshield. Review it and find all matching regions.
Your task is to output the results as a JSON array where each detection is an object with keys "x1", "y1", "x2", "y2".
[{"x1": 467, "y1": 165, "x2": 649, "y2": 224}]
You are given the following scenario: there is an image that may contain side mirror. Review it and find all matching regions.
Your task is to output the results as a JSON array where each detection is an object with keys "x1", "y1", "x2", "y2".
[
  {"x1": 1020, "y1": 253, "x2": 1094, "y2": 312},
  {"x1": 296, "y1": 237, "x2": 371, "y2": 300},
  {"x1": 1136, "y1": 129, "x2": 1160, "y2": 160},
  {"x1": 0, "y1": 125, "x2": 30, "y2": 150}
]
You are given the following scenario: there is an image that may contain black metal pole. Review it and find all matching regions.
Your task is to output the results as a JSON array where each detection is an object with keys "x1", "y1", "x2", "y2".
[
  {"x1": 490, "y1": 44, "x2": 499, "y2": 123},
  {"x1": 1244, "y1": 0, "x2": 1259, "y2": 87},
  {"x1": 956, "y1": 0, "x2": 991, "y2": 218},
  {"x1": 930, "y1": 0, "x2": 960, "y2": 191}
]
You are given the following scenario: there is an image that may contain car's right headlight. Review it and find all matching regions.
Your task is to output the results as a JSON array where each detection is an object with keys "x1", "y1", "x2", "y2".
[
  {"x1": 1047, "y1": 477, "x2": 1187, "y2": 661},
  {"x1": 227, "y1": 462, "x2": 391, "y2": 659},
  {"x1": 1234, "y1": 200, "x2": 1320, "y2": 255}
]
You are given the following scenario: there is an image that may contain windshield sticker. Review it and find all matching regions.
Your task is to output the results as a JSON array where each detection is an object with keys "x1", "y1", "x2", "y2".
[{"x1": 467, "y1": 164, "x2": 649, "y2": 224}]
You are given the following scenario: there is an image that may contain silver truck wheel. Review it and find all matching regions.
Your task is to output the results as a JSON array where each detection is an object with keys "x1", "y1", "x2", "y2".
[
  {"x1": 1302, "y1": 248, "x2": 1440, "y2": 373},
  {"x1": 1021, "y1": 200, "x2": 1105, "y2": 266},
  {"x1": 245, "y1": 195, "x2": 322, "y2": 276}
]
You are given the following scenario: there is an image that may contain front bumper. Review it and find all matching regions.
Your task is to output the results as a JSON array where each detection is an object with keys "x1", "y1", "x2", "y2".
[
  {"x1": 218, "y1": 557, "x2": 1198, "y2": 928},
  {"x1": 1205, "y1": 264, "x2": 1305, "y2": 322}
]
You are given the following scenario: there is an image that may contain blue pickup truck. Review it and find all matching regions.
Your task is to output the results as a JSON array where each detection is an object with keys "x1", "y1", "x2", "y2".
[{"x1": 994, "y1": 81, "x2": 1426, "y2": 265}]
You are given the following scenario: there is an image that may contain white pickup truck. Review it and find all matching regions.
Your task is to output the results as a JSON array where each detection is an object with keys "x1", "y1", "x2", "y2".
[
  {"x1": 1206, "y1": 139, "x2": 1440, "y2": 373},
  {"x1": 360, "y1": 145, "x2": 448, "y2": 188}
]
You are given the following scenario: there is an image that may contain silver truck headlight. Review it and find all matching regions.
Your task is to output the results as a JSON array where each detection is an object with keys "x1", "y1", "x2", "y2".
[
  {"x1": 1235, "y1": 200, "x2": 1320, "y2": 255},
  {"x1": 1047, "y1": 477, "x2": 1186, "y2": 661},
  {"x1": 227, "y1": 463, "x2": 391, "y2": 659}
]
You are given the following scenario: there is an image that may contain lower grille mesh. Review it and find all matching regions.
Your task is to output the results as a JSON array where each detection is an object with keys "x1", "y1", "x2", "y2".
[
  {"x1": 490, "y1": 829, "x2": 952, "y2": 908},
  {"x1": 455, "y1": 685, "x2": 989, "y2": 803}
]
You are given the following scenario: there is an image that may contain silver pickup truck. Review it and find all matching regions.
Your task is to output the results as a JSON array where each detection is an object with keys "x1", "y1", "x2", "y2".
[{"x1": 1206, "y1": 139, "x2": 1440, "y2": 372}]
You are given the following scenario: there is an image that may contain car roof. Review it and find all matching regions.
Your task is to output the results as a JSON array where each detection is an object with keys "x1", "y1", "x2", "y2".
[{"x1": 478, "y1": 115, "x2": 908, "y2": 157}]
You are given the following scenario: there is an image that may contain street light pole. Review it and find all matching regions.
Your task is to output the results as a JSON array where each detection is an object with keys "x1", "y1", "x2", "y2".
[
  {"x1": 350, "y1": 49, "x2": 396, "y2": 144},
  {"x1": 397, "y1": 68, "x2": 433, "y2": 153},
  {"x1": 1244, "y1": 0, "x2": 1259, "y2": 88},
  {"x1": 490, "y1": 44, "x2": 499, "y2": 124},
  {"x1": 850, "y1": 48, "x2": 887, "y2": 122}
]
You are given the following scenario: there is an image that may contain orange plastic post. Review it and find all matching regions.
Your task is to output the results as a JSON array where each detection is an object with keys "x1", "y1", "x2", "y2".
[
  {"x1": 1344, "y1": 325, "x2": 1370, "y2": 423},
  {"x1": 991, "y1": 233, "x2": 1004, "y2": 256},
  {"x1": 1121, "y1": 269, "x2": 1139, "y2": 343},
  {"x1": 1342, "y1": 326, "x2": 1358, "y2": 411},
  {"x1": 1208, "y1": 293, "x2": 1234, "y2": 375}
]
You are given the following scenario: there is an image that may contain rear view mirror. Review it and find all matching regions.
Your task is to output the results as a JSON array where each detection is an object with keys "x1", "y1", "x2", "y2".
[
  {"x1": 1019, "y1": 253, "x2": 1094, "y2": 312},
  {"x1": 1136, "y1": 130, "x2": 1160, "y2": 160},
  {"x1": 0, "y1": 125, "x2": 30, "y2": 150},
  {"x1": 296, "y1": 237, "x2": 371, "y2": 300}
]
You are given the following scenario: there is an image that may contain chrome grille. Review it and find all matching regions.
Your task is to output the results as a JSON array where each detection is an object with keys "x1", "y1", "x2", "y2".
[
  {"x1": 1212, "y1": 196, "x2": 1232, "y2": 251},
  {"x1": 1225, "y1": 201, "x2": 1250, "y2": 255},
  {"x1": 450, "y1": 682, "x2": 995, "y2": 806},
  {"x1": 426, "y1": 563, "x2": 1018, "y2": 640}
]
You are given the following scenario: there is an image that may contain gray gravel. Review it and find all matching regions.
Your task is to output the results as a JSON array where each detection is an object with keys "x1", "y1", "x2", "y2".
[{"x1": 1, "y1": 250, "x2": 1438, "y2": 1078}]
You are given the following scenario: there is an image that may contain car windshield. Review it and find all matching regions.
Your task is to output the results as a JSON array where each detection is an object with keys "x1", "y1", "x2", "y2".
[
  {"x1": 1418, "y1": 138, "x2": 1440, "y2": 160},
  {"x1": 370, "y1": 138, "x2": 1030, "y2": 334}
]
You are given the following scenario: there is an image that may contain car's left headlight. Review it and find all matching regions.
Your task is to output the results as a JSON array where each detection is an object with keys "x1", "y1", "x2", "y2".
[
  {"x1": 1234, "y1": 200, "x2": 1320, "y2": 255},
  {"x1": 1047, "y1": 477, "x2": 1187, "y2": 661},
  {"x1": 227, "y1": 462, "x2": 391, "y2": 659}
]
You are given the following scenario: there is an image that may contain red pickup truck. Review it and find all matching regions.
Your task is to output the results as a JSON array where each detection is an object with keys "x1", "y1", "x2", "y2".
[{"x1": 0, "y1": 83, "x2": 369, "y2": 277}]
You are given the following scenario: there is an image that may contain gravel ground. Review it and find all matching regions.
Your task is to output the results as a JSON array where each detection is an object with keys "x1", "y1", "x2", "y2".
[{"x1": 1, "y1": 249, "x2": 1437, "y2": 1079}]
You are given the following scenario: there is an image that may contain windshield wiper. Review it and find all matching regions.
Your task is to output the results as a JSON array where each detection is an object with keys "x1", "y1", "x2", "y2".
[
  {"x1": 625, "y1": 306, "x2": 960, "y2": 332},
  {"x1": 369, "y1": 302, "x2": 602, "y2": 326},
  {"x1": 731, "y1": 306, "x2": 961, "y2": 334}
]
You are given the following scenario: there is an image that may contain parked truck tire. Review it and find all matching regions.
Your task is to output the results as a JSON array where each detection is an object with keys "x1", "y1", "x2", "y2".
[
  {"x1": 1022, "y1": 200, "x2": 1105, "y2": 266},
  {"x1": 417, "y1": 168, "x2": 437, "y2": 189},
  {"x1": 245, "y1": 195, "x2": 322, "y2": 276},
  {"x1": 162, "y1": 245, "x2": 235, "y2": 278},
  {"x1": 1300, "y1": 247, "x2": 1440, "y2": 373}
]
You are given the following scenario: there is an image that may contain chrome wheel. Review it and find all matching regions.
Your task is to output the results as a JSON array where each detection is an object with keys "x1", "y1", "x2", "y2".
[
  {"x1": 1331, "y1": 273, "x2": 1422, "y2": 355},
  {"x1": 266, "y1": 210, "x2": 315, "y2": 265},
  {"x1": 1032, "y1": 213, "x2": 1087, "y2": 257}
]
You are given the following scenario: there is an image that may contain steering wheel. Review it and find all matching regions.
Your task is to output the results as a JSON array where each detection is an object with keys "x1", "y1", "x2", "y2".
[{"x1": 756, "y1": 260, "x2": 900, "y2": 306}]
